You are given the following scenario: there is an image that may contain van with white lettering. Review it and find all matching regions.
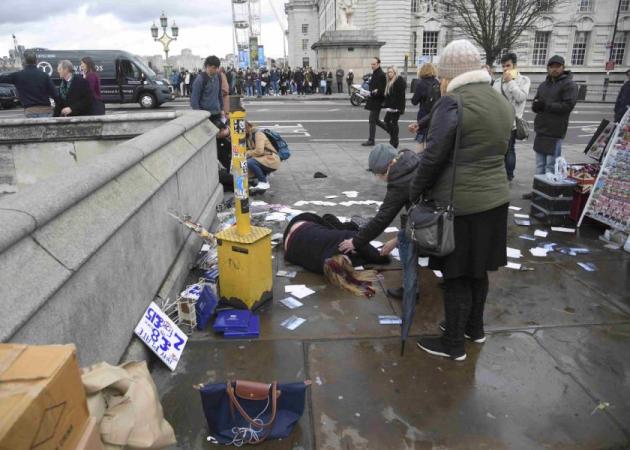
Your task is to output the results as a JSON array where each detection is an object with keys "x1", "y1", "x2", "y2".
[{"x1": 28, "y1": 49, "x2": 172, "y2": 109}]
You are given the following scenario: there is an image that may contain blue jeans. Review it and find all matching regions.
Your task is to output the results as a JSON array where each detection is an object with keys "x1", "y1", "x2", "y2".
[
  {"x1": 535, "y1": 139, "x2": 562, "y2": 174},
  {"x1": 247, "y1": 159, "x2": 273, "y2": 182},
  {"x1": 246, "y1": 85, "x2": 253, "y2": 97},
  {"x1": 272, "y1": 80, "x2": 279, "y2": 94},
  {"x1": 397, "y1": 229, "x2": 419, "y2": 307},
  {"x1": 256, "y1": 80, "x2": 261, "y2": 96}
]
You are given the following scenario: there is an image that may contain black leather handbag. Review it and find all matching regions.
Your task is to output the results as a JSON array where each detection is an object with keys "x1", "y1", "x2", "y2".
[{"x1": 406, "y1": 95, "x2": 462, "y2": 257}]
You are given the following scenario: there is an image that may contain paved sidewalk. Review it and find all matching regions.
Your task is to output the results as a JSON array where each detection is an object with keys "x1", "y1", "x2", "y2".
[{"x1": 154, "y1": 142, "x2": 630, "y2": 450}]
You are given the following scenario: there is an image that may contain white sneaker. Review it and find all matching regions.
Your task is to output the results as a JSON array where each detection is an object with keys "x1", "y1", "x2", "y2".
[
  {"x1": 250, "y1": 181, "x2": 270, "y2": 191},
  {"x1": 257, "y1": 181, "x2": 270, "y2": 190}
]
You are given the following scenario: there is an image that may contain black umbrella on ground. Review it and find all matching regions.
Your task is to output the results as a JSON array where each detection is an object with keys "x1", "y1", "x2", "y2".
[{"x1": 400, "y1": 287, "x2": 418, "y2": 356}]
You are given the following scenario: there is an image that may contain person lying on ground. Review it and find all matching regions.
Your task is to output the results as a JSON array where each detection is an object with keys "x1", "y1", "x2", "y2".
[
  {"x1": 284, "y1": 213, "x2": 390, "y2": 296},
  {"x1": 245, "y1": 121, "x2": 280, "y2": 191}
]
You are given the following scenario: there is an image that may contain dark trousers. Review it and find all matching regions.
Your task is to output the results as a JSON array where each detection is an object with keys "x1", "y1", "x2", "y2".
[
  {"x1": 505, "y1": 129, "x2": 516, "y2": 180},
  {"x1": 442, "y1": 274, "x2": 489, "y2": 354},
  {"x1": 216, "y1": 137, "x2": 231, "y2": 169},
  {"x1": 368, "y1": 108, "x2": 381, "y2": 142},
  {"x1": 326, "y1": 81, "x2": 332, "y2": 95},
  {"x1": 337, "y1": 81, "x2": 343, "y2": 93},
  {"x1": 383, "y1": 111, "x2": 401, "y2": 148},
  {"x1": 347, "y1": 82, "x2": 352, "y2": 95}
]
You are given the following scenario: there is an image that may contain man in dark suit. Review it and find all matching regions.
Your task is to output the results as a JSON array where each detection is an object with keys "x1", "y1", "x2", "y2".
[
  {"x1": 362, "y1": 57, "x2": 387, "y2": 146},
  {"x1": 54, "y1": 59, "x2": 93, "y2": 117}
]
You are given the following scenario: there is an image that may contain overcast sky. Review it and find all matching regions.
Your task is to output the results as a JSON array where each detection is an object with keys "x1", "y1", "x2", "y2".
[{"x1": 0, "y1": 0, "x2": 288, "y2": 59}]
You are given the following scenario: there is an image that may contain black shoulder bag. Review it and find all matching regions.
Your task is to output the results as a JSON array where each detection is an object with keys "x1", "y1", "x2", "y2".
[{"x1": 405, "y1": 95, "x2": 463, "y2": 257}]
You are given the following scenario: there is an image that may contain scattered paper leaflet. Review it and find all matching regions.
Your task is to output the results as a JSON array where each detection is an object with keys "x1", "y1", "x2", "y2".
[{"x1": 135, "y1": 302, "x2": 188, "y2": 371}]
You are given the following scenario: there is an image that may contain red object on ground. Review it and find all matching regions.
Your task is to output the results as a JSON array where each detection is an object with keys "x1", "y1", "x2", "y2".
[{"x1": 570, "y1": 190, "x2": 590, "y2": 222}]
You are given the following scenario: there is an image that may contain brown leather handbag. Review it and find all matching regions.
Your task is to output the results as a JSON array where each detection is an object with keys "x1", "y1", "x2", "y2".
[{"x1": 226, "y1": 380, "x2": 281, "y2": 444}]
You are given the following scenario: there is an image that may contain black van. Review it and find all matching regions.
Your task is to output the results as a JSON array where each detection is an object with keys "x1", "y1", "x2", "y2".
[{"x1": 29, "y1": 49, "x2": 172, "y2": 109}]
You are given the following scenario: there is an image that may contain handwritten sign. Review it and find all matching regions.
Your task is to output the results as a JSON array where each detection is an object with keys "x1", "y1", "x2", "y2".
[{"x1": 135, "y1": 302, "x2": 188, "y2": 371}]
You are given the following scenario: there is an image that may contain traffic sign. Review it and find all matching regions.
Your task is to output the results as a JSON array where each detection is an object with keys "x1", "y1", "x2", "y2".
[{"x1": 605, "y1": 61, "x2": 615, "y2": 71}]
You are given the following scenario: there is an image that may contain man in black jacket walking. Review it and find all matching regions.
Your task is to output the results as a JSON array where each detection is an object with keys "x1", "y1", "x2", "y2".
[
  {"x1": 0, "y1": 50, "x2": 57, "y2": 118},
  {"x1": 54, "y1": 60, "x2": 93, "y2": 117},
  {"x1": 362, "y1": 57, "x2": 387, "y2": 146},
  {"x1": 530, "y1": 55, "x2": 578, "y2": 175}
]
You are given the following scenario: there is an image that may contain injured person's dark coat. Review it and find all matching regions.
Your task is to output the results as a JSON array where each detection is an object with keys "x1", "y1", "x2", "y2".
[{"x1": 283, "y1": 213, "x2": 390, "y2": 274}]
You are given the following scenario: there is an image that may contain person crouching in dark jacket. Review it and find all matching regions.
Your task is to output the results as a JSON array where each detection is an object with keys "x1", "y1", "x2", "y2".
[
  {"x1": 338, "y1": 143, "x2": 420, "y2": 302},
  {"x1": 376, "y1": 66, "x2": 407, "y2": 148},
  {"x1": 54, "y1": 59, "x2": 93, "y2": 117}
]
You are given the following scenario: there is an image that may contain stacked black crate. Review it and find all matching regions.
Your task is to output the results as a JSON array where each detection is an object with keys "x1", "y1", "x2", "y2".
[{"x1": 530, "y1": 175, "x2": 577, "y2": 226}]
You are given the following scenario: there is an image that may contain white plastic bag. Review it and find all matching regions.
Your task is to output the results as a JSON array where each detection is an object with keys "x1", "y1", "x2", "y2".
[{"x1": 546, "y1": 157, "x2": 568, "y2": 183}]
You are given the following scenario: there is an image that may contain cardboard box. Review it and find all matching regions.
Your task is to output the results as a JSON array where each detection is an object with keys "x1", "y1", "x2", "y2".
[
  {"x1": 0, "y1": 344, "x2": 89, "y2": 450},
  {"x1": 75, "y1": 417, "x2": 104, "y2": 450}
]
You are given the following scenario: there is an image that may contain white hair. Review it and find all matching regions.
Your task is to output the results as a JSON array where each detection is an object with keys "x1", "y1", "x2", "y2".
[{"x1": 58, "y1": 60, "x2": 74, "y2": 73}]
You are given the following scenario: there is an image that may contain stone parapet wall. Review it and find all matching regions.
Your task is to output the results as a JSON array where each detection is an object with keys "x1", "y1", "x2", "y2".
[
  {"x1": 0, "y1": 112, "x2": 178, "y2": 194},
  {"x1": 0, "y1": 111, "x2": 222, "y2": 365}
]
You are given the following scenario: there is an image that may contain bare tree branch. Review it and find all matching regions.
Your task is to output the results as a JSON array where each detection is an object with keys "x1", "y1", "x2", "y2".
[{"x1": 439, "y1": 0, "x2": 566, "y2": 65}]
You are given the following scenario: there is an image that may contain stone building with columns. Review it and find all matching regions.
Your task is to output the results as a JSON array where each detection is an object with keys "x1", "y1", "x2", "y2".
[{"x1": 286, "y1": 0, "x2": 630, "y2": 91}]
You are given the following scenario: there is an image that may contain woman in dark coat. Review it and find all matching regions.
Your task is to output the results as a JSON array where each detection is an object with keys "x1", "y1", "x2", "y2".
[
  {"x1": 409, "y1": 40, "x2": 514, "y2": 361},
  {"x1": 283, "y1": 213, "x2": 389, "y2": 297},
  {"x1": 377, "y1": 66, "x2": 407, "y2": 148},
  {"x1": 81, "y1": 56, "x2": 105, "y2": 115},
  {"x1": 410, "y1": 63, "x2": 440, "y2": 151}
]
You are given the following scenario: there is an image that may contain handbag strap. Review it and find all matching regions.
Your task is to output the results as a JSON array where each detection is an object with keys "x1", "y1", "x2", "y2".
[
  {"x1": 227, "y1": 381, "x2": 279, "y2": 432},
  {"x1": 448, "y1": 95, "x2": 464, "y2": 210}
]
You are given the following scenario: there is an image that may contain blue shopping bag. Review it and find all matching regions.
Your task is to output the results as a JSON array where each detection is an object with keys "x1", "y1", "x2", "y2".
[{"x1": 198, "y1": 380, "x2": 310, "y2": 445}]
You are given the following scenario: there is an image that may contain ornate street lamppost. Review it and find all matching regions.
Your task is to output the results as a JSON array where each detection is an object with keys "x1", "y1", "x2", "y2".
[{"x1": 151, "y1": 11, "x2": 179, "y2": 75}]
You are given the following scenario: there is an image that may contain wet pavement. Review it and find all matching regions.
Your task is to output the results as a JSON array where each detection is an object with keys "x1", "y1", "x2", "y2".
[{"x1": 153, "y1": 142, "x2": 630, "y2": 449}]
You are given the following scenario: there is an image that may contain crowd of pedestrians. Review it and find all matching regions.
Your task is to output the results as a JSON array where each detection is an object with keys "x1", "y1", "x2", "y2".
[{"x1": 200, "y1": 66, "x2": 353, "y2": 98}]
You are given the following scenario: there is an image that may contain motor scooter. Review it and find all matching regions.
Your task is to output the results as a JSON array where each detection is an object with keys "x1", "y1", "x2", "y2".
[{"x1": 350, "y1": 74, "x2": 371, "y2": 106}]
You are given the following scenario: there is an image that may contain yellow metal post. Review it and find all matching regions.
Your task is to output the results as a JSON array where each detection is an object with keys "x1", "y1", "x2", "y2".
[
  {"x1": 213, "y1": 99, "x2": 273, "y2": 310},
  {"x1": 229, "y1": 109, "x2": 251, "y2": 235}
]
